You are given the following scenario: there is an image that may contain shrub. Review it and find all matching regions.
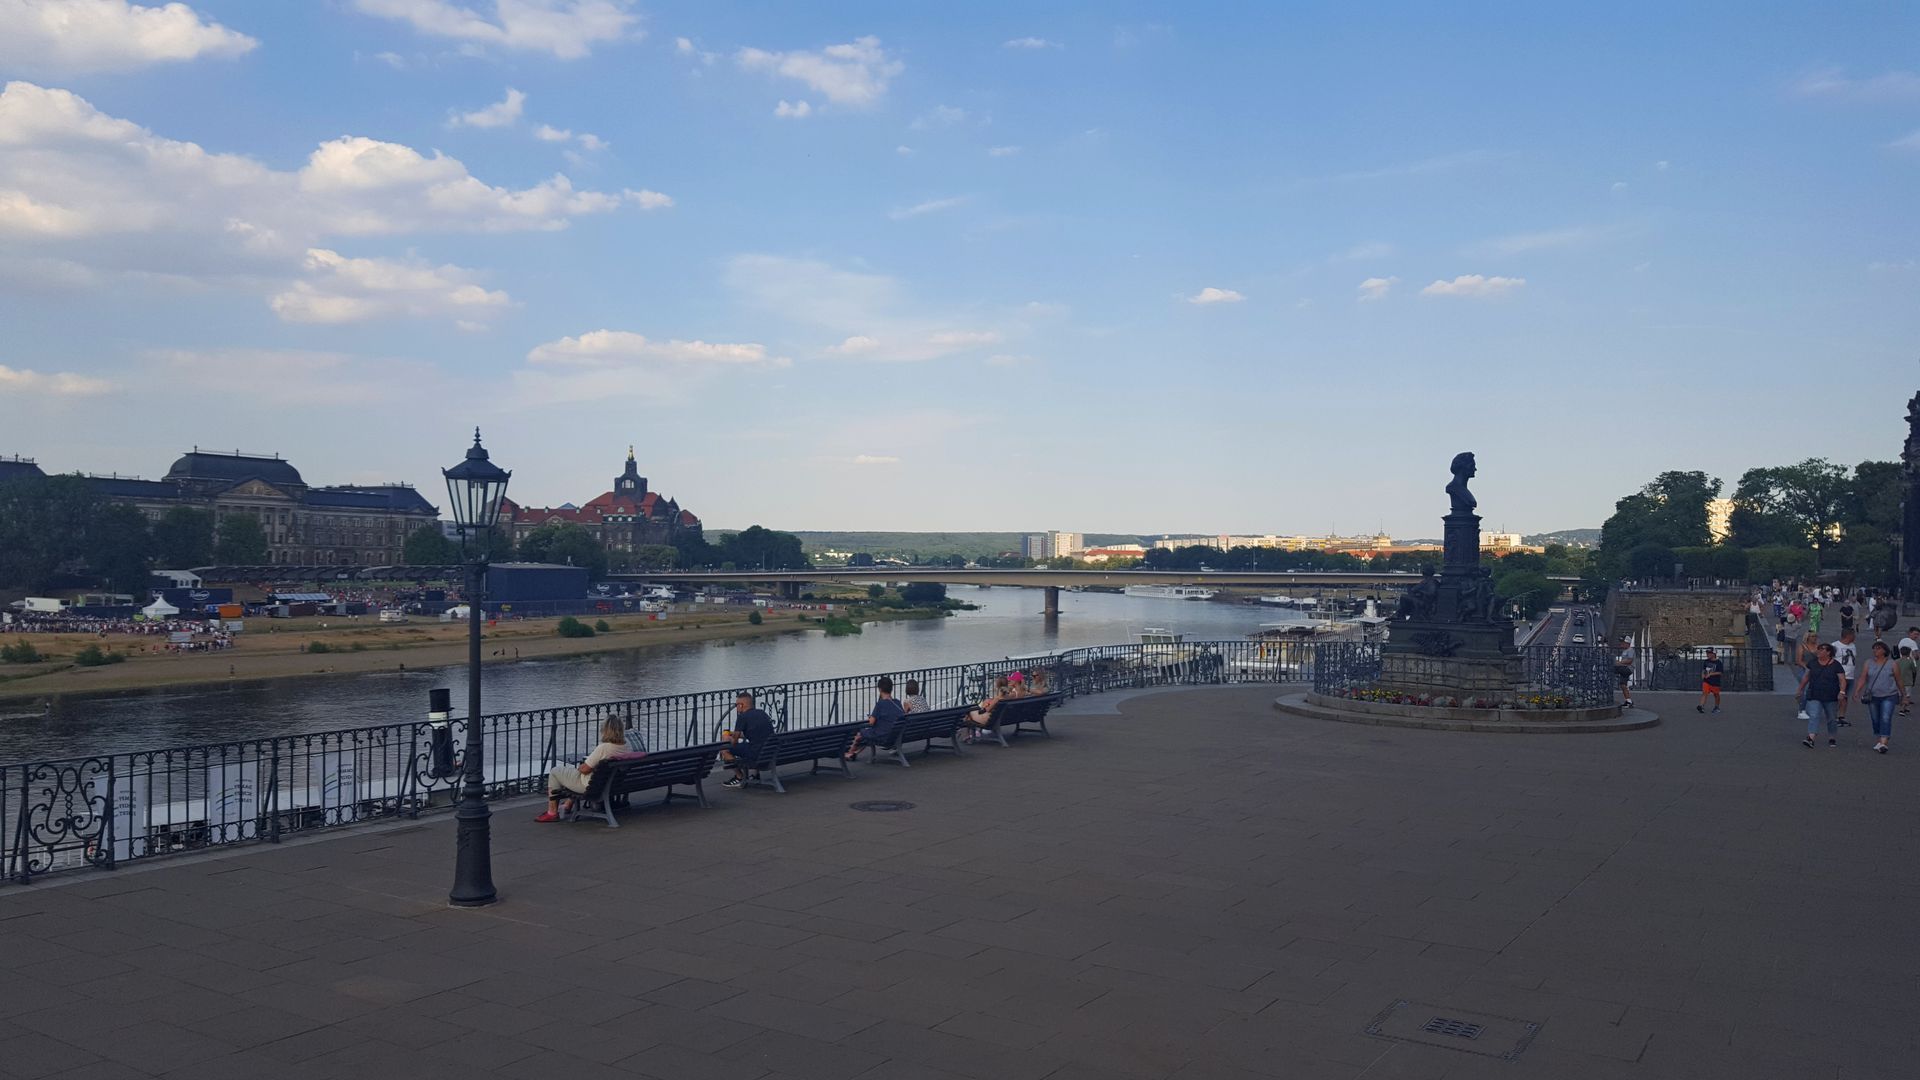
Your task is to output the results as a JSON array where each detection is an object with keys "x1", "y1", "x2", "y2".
[
  {"x1": 73, "y1": 644, "x2": 125, "y2": 667},
  {"x1": 867, "y1": 584, "x2": 885, "y2": 599},
  {"x1": 556, "y1": 616, "x2": 595, "y2": 638},
  {"x1": 748, "y1": 611, "x2": 763, "y2": 625},
  {"x1": 594, "y1": 619, "x2": 611, "y2": 632},
  {"x1": 822, "y1": 617, "x2": 863, "y2": 637},
  {"x1": 1, "y1": 640, "x2": 45, "y2": 664},
  {"x1": 307, "y1": 641, "x2": 332, "y2": 654},
  {"x1": 350, "y1": 642, "x2": 368, "y2": 652}
]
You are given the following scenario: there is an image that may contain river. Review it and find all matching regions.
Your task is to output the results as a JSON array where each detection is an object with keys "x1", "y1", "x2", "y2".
[{"x1": 0, "y1": 587, "x2": 1350, "y2": 762}]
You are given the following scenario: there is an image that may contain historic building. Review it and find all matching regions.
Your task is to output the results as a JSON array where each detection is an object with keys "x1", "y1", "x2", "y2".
[
  {"x1": 0, "y1": 450, "x2": 438, "y2": 566},
  {"x1": 500, "y1": 448, "x2": 703, "y2": 554}
]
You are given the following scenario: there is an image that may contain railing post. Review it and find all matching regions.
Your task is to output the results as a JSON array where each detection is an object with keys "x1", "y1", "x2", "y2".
[{"x1": 267, "y1": 741, "x2": 281, "y2": 844}]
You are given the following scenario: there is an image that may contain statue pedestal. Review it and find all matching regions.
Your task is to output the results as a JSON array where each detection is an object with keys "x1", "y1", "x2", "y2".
[{"x1": 1378, "y1": 650, "x2": 1523, "y2": 697}]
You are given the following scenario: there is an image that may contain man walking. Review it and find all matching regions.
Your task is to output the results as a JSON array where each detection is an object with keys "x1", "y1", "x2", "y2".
[
  {"x1": 1615, "y1": 637, "x2": 1636, "y2": 708},
  {"x1": 1831, "y1": 629, "x2": 1860, "y2": 726},
  {"x1": 1697, "y1": 649, "x2": 1724, "y2": 714}
]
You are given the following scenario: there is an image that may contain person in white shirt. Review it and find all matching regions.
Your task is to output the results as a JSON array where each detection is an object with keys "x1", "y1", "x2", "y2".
[
  {"x1": 1830, "y1": 629, "x2": 1859, "y2": 725},
  {"x1": 537, "y1": 716, "x2": 630, "y2": 822},
  {"x1": 1614, "y1": 638, "x2": 1636, "y2": 708}
]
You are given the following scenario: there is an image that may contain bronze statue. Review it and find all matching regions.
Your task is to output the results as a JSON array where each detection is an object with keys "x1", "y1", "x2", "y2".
[
  {"x1": 1393, "y1": 564, "x2": 1440, "y2": 621},
  {"x1": 1457, "y1": 571, "x2": 1495, "y2": 623},
  {"x1": 1446, "y1": 452, "x2": 1477, "y2": 514}
]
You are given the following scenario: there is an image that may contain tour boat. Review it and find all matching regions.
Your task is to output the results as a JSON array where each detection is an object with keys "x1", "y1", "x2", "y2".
[{"x1": 1123, "y1": 585, "x2": 1218, "y2": 601}]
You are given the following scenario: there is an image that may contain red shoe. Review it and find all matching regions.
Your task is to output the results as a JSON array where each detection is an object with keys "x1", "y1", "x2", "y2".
[{"x1": 534, "y1": 811, "x2": 559, "y2": 823}]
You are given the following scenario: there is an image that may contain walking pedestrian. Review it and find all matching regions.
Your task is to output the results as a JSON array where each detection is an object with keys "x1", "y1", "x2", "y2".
[
  {"x1": 1799, "y1": 644, "x2": 1848, "y2": 748},
  {"x1": 1614, "y1": 637, "x2": 1636, "y2": 708},
  {"x1": 1697, "y1": 649, "x2": 1724, "y2": 714},
  {"x1": 1831, "y1": 629, "x2": 1860, "y2": 726},
  {"x1": 1898, "y1": 635, "x2": 1918, "y2": 719},
  {"x1": 1857, "y1": 642, "x2": 1906, "y2": 753},
  {"x1": 1794, "y1": 630, "x2": 1819, "y2": 721}
]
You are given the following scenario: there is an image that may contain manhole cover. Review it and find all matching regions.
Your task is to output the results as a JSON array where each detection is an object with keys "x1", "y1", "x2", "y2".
[
  {"x1": 1365, "y1": 1000, "x2": 1540, "y2": 1061},
  {"x1": 849, "y1": 801, "x2": 915, "y2": 812}
]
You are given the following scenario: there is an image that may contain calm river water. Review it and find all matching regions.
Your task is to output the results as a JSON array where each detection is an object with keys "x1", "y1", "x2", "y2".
[{"x1": 0, "y1": 587, "x2": 1346, "y2": 762}]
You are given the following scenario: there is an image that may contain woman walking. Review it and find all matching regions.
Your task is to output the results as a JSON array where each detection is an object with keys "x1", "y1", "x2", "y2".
[
  {"x1": 1856, "y1": 641, "x2": 1907, "y2": 754},
  {"x1": 1799, "y1": 644, "x2": 1848, "y2": 749}
]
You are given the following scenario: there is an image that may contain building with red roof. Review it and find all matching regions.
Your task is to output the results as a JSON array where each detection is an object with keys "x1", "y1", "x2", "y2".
[{"x1": 499, "y1": 448, "x2": 703, "y2": 555}]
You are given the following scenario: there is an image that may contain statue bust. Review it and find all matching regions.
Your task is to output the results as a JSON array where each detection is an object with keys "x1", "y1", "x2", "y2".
[{"x1": 1446, "y1": 452, "x2": 1477, "y2": 514}]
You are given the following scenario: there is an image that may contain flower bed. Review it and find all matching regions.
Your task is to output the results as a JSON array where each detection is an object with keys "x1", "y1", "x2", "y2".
[{"x1": 1327, "y1": 686, "x2": 1575, "y2": 711}]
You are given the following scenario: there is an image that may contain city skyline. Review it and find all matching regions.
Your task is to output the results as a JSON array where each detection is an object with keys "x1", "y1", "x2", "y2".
[{"x1": 0, "y1": 2, "x2": 1914, "y2": 536}]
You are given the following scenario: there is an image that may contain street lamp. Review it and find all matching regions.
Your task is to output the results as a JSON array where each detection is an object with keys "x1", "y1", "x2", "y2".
[{"x1": 443, "y1": 428, "x2": 511, "y2": 907}]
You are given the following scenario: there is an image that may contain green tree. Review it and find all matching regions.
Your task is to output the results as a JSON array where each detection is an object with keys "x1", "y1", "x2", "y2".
[
  {"x1": 402, "y1": 525, "x2": 459, "y2": 565},
  {"x1": 151, "y1": 505, "x2": 215, "y2": 567},
  {"x1": 631, "y1": 544, "x2": 678, "y2": 570},
  {"x1": 713, "y1": 525, "x2": 808, "y2": 570},
  {"x1": 901, "y1": 581, "x2": 948, "y2": 605},
  {"x1": 89, "y1": 503, "x2": 154, "y2": 594},
  {"x1": 1736, "y1": 459, "x2": 1851, "y2": 567},
  {"x1": 213, "y1": 514, "x2": 269, "y2": 564},
  {"x1": 866, "y1": 584, "x2": 885, "y2": 599},
  {"x1": 516, "y1": 522, "x2": 608, "y2": 578},
  {"x1": 1596, "y1": 471, "x2": 1720, "y2": 578},
  {"x1": 1492, "y1": 569, "x2": 1555, "y2": 617},
  {"x1": 0, "y1": 474, "x2": 103, "y2": 591}
]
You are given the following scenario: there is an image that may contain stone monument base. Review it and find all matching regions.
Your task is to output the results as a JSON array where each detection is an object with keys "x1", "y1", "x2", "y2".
[{"x1": 1377, "y1": 651, "x2": 1523, "y2": 696}]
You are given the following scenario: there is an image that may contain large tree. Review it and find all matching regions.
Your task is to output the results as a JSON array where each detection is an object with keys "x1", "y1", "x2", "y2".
[
  {"x1": 89, "y1": 503, "x2": 155, "y2": 595},
  {"x1": 151, "y1": 505, "x2": 215, "y2": 567},
  {"x1": 213, "y1": 514, "x2": 269, "y2": 564},
  {"x1": 402, "y1": 525, "x2": 459, "y2": 565},
  {"x1": 515, "y1": 522, "x2": 608, "y2": 578},
  {"x1": 1597, "y1": 470, "x2": 1720, "y2": 577},
  {"x1": 712, "y1": 525, "x2": 808, "y2": 570},
  {"x1": 0, "y1": 475, "x2": 103, "y2": 591},
  {"x1": 1735, "y1": 459, "x2": 1852, "y2": 567}
]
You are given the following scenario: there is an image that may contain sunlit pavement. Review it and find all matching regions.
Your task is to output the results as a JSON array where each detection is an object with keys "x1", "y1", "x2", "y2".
[{"x1": 0, "y1": 684, "x2": 1910, "y2": 1079}]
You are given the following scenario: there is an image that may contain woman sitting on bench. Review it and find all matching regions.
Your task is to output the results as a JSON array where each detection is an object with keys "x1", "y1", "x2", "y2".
[
  {"x1": 962, "y1": 675, "x2": 1013, "y2": 741},
  {"x1": 535, "y1": 716, "x2": 630, "y2": 822},
  {"x1": 1025, "y1": 668, "x2": 1051, "y2": 695}
]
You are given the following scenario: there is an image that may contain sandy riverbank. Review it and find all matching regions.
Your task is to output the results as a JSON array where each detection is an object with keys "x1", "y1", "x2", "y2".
[{"x1": 0, "y1": 609, "x2": 828, "y2": 701}]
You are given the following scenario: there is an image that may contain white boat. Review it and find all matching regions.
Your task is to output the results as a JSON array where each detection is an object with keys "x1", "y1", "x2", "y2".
[
  {"x1": 1124, "y1": 585, "x2": 1218, "y2": 601},
  {"x1": 1257, "y1": 594, "x2": 1315, "y2": 607}
]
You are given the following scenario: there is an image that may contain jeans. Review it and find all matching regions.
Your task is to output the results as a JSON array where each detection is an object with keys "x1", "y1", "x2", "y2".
[
  {"x1": 1790, "y1": 666, "x2": 1807, "y2": 706},
  {"x1": 1868, "y1": 696, "x2": 1897, "y2": 739},
  {"x1": 1805, "y1": 699, "x2": 1837, "y2": 736}
]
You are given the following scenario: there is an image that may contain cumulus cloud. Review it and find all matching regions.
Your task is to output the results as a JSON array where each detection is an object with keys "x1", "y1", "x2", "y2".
[
  {"x1": 987, "y1": 145, "x2": 1020, "y2": 157},
  {"x1": 773, "y1": 99, "x2": 812, "y2": 119},
  {"x1": 889, "y1": 195, "x2": 968, "y2": 220},
  {"x1": 1421, "y1": 274, "x2": 1525, "y2": 298},
  {"x1": 533, "y1": 123, "x2": 608, "y2": 150},
  {"x1": 352, "y1": 0, "x2": 637, "y2": 60},
  {"x1": 735, "y1": 35, "x2": 902, "y2": 107},
  {"x1": 1003, "y1": 37, "x2": 1059, "y2": 49},
  {"x1": 850, "y1": 454, "x2": 899, "y2": 465},
  {"x1": 675, "y1": 36, "x2": 693, "y2": 54},
  {"x1": 1187, "y1": 286, "x2": 1244, "y2": 305},
  {"x1": 527, "y1": 330, "x2": 785, "y2": 367},
  {"x1": 450, "y1": 87, "x2": 525, "y2": 128},
  {"x1": 826, "y1": 335, "x2": 882, "y2": 356},
  {"x1": 0, "y1": 363, "x2": 112, "y2": 394},
  {"x1": 1356, "y1": 276, "x2": 1397, "y2": 301},
  {"x1": 0, "y1": 0, "x2": 256, "y2": 73},
  {"x1": 895, "y1": 145, "x2": 913, "y2": 156},
  {"x1": 1793, "y1": 68, "x2": 1920, "y2": 101},
  {"x1": 726, "y1": 253, "x2": 1016, "y2": 364},
  {"x1": 269, "y1": 248, "x2": 509, "y2": 324}
]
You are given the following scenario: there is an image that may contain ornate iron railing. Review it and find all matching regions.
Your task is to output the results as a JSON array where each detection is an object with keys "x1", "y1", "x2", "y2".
[{"x1": 1311, "y1": 641, "x2": 1383, "y2": 695}]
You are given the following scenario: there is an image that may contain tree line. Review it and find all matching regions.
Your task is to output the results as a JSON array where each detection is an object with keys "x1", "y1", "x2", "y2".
[
  {"x1": 401, "y1": 521, "x2": 810, "y2": 580},
  {"x1": 1596, "y1": 458, "x2": 1899, "y2": 584}
]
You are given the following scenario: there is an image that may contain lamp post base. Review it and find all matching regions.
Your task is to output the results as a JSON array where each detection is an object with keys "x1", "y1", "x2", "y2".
[{"x1": 448, "y1": 796, "x2": 496, "y2": 907}]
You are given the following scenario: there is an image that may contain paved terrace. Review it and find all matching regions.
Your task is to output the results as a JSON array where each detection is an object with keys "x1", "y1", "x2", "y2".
[{"x1": 0, "y1": 685, "x2": 1913, "y2": 1080}]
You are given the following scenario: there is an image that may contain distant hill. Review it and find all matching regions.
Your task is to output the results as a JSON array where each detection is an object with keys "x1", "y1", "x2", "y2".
[{"x1": 1524, "y1": 529, "x2": 1600, "y2": 548}]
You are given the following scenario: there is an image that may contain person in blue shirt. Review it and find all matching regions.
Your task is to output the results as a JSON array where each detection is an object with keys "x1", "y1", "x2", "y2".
[{"x1": 845, "y1": 676, "x2": 905, "y2": 760}]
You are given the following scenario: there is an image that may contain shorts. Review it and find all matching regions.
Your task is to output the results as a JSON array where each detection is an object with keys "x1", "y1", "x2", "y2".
[
  {"x1": 1701, "y1": 680, "x2": 1721, "y2": 694},
  {"x1": 1614, "y1": 665, "x2": 1632, "y2": 683}
]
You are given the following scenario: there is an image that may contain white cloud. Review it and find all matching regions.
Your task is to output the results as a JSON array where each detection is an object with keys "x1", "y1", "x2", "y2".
[
  {"x1": 895, "y1": 145, "x2": 913, "y2": 156},
  {"x1": 0, "y1": 0, "x2": 256, "y2": 73},
  {"x1": 1187, "y1": 286, "x2": 1244, "y2": 305},
  {"x1": 575, "y1": 132, "x2": 608, "y2": 151},
  {"x1": 1002, "y1": 37, "x2": 1059, "y2": 50},
  {"x1": 735, "y1": 35, "x2": 901, "y2": 107},
  {"x1": 1356, "y1": 276, "x2": 1397, "y2": 301},
  {"x1": 889, "y1": 195, "x2": 968, "y2": 220},
  {"x1": 527, "y1": 330, "x2": 785, "y2": 367},
  {"x1": 269, "y1": 248, "x2": 510, "y2": 324},
  {"x1": 1890, "y1": 129, "x2": 1920, "y2": 151},
  {"x1": 1793, "y1": 68, "x2": 1920, "y2": 101},
  {"x1": 774, "y1": 99, "x2": 812, "y2": 119},
  {"x1": 926, "y1": 330, "x2": 1001, "y2": 348},
  {"x1": 533, "y1": 123, "x2": 572, "y2": 141},
  {"x1": 987, "y1": 145, "x2": 1020, "y2": 157},
  {"x1": 1330, "y1": 241, "x2": 1393, "y2": 263},
  {"x1": 1611, "y1": 181, "x2": 1628, "y2": 194},
  {"x1": 909, "y1": 104, "x2": 969, "y2": 130},
  {"x1": 674, "y1": 36, "x2": 693, "y2": 54},
  {"x1": 826, "y1": 335, "x2": 882, "y2": 356},
  {"x1": 1473, "y1": 225, "x2": 1610, "y2": 256},
  {"x1": 850, "y1": 454, "x2": 899, "y2": 465},
  {"x1": 352, "y1": 0, "x2": 637, "y2": 60},
  {"x1": 1655, "y1": 160, "x2": 1669, "y2": 171},
  {"x1": 628, "y1": 189, "x2": 672, "y2": 209},
  {"x1": 726, "y1": 253, "x2": 1014, "y2": 364},
  {"x1": 1421, "y1": 274, "x2": 1525, "y2": 298},
  {"x1": 373, "y1": 50, "x2": 409, "y2": 68},
  {"x1": 0, "y1": 363, "x2": 112, "y2": 395},
  {"x1": 450, "y1": 87, "x2": 525, "y2": 128}
]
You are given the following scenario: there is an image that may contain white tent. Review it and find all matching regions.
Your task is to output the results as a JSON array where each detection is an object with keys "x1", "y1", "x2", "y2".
[{"x1": 141, "y1": 597, "x2": 180, "y2": 619}]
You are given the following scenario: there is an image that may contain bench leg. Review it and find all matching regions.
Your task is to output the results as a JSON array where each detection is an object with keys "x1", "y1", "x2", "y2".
[
  {"x1": 599, "y1": 798, "x2": 618, "y2": 828},
  {"x1": 768, "y1": 769, "x2": 786, "y2": 794},
  {"x1": 892, "y1": 745, "x2": 910, "y2": 767}
]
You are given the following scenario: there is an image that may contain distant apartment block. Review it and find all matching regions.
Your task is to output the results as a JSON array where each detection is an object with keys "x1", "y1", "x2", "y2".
[{"x1": 1706, "y1": 499, "x2": 1734, "y2": 543}]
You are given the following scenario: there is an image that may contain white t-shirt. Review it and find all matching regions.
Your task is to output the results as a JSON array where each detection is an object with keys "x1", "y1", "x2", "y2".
[{"x1": 1830, "y1": 639, "x2": 1859, "y2": 677}]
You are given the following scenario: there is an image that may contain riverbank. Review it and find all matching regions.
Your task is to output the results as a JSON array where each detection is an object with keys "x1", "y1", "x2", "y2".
[{"x1": 0, "y1": 606, "x2": 945, "y2": 702}]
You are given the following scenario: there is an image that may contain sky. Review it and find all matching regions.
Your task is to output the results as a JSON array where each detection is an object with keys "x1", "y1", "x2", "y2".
[{"x1": 0, "y1": 1, "x2": 1915, "y2": 538}]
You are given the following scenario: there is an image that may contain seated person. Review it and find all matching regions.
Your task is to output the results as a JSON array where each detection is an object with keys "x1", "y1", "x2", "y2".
[
  {"x1": 963, "y1": 675, "x2": 1013, "y2": 737},
  {"x1": 536, "y1": 716, "x2": 630, "y2": 822},
  {"x1": 846, "y1": 676, "x2": 906, "y2": 759},
  {"x1": 901, "y1": 678, "x2": 929, "y2": 714},
  {"x1": 1025, "y1": 668, "x2": 1051, "y2": 696},
  {"x1": 719, "y1": 691, "x2": 776, "y2": 788},
  {"x1": 1004, "y1": 670, "x2": 1030, "y2": 697}
]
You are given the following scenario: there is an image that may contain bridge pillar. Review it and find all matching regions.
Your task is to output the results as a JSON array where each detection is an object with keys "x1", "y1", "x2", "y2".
[
  {"x1": 778, "y1": 581, "x2": 804, "y2": 601},
  {"x1": 1043, "y1": 586, "x2": 1061, "y2": 616}
]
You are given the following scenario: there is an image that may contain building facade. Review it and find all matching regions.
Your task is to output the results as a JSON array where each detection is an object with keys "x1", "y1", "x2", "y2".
[
  {"x1": 499, "y1": 448, "x2": 704, "y2": 555},
  {"x1": 0, "y1": 450, "x2": 438, "y2": 566}
]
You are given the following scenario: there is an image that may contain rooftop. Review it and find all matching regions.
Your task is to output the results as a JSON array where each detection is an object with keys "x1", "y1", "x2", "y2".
[{"x1": 0, "y1": 685, "x2": 1907, "y2": 1079}]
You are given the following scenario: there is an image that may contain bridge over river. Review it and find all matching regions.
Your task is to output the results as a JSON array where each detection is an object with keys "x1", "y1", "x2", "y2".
[{"x1": 606, "y1": 568, "x2": 1580, "y2": 616}]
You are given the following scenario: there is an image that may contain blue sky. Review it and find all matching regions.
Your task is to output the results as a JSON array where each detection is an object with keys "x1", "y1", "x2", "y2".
[{"x1": 0, "y1": 1, "x2": 1914, "y2": 537}]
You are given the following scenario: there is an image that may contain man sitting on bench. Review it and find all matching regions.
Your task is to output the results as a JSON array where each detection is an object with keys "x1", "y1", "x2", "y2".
[
  {"x1": 718, "y1": 691, "x2": 775, "y2": 789},
  {"x1": 536, "y1": 716, "x2": 629, "y2": 822},
  {"x1": 845, "y1": 676, "x2": 906, "y2": 760}
]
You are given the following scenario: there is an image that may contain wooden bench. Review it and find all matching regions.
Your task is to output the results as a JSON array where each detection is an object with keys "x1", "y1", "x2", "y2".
[
  {"x1": 974, "y1": 693, "x2": 1061, "y2": 747},
  {"x1": 863, "y1": 704, "x2": 971, "y2": 767},
  {"x1": 560, "y1": 742, "x2": 721, "y2": 827},
  {"x1": 728, "y1": 722, "x2": 864, "y2": 793}
]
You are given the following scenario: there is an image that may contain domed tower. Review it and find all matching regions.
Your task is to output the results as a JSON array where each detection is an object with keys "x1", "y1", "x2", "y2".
[{"x1": 614, "y1": 446, "x2": 648, "y2": 500}]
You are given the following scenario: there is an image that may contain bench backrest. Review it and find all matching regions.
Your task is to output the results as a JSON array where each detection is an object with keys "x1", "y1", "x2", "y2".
[
  {"x1": 887, "y1": 705, "x2": 970, "y2": 746},
  {"x1": 602, "y1": 744, "x2": 719, "y2": 797},
  {"x1": 739, "y1": 722, "x2": 863, "y2": 767},
  {"x1": 992, "y1": 694, "x2": 1060, "y2": 728}
]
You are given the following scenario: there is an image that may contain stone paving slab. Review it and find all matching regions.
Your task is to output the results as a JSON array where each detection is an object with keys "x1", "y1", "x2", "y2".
[{"x1": 1, "y1": 684, "x2": 1915, "y2": 1078}]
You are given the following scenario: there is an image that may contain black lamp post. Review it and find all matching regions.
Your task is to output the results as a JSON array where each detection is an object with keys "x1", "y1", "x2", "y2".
[{"x1": 443, "y1": 429, "x2": 511, "y2": 907}]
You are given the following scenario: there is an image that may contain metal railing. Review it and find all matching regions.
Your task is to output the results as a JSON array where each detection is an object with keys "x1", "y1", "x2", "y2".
[{"x1": 1314, "y1": 642, "x2": 1620, "y2": 708}]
